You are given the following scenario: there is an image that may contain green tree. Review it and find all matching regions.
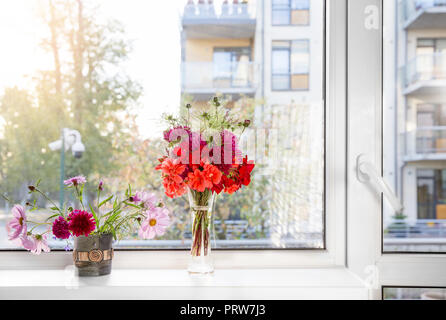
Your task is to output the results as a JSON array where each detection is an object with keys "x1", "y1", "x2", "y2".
[{"x1": 0, "y1": 0, "x2": 141, "y2": 204}]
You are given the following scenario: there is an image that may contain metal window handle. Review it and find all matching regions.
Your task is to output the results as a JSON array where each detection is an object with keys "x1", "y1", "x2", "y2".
[{"x1": 356, "y1": 154, "x2": 403, "y2": 213}]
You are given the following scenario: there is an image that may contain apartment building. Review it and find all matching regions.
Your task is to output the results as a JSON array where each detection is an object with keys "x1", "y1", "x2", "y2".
[{"x1": 384, "y1": 0, "x2": 446, "y2": 250}]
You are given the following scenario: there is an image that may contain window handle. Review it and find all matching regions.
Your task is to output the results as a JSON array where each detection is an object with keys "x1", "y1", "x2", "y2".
[{"x1": 356, "y1": 154, "x2": 403, "y2": 213}]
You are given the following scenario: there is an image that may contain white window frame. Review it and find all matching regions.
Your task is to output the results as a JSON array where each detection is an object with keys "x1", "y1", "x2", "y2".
[
  {"x1": 346, "y1": 0, "x2": 446, "y2": 300},
  {"x1": 0, "y1": 0, "x2": 348, "y2": 272}
]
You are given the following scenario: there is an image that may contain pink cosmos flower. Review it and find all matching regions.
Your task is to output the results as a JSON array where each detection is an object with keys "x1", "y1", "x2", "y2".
[
  {"x1": 20, "y1": 234, "x2": 36, "y2": 251},
  {"x1": 30, "y1": 234, "x2": 50, "y2": 255},
  {"x1": 139, "y1": 207, "x2": 170, "y2": 239},
  {"x1": 7, "y1": 205, "x2": 27, "y2": 241},
  {"x1": 135, "y1": 191, "x2": 157, "y2": 210},
  {"x1": 63, "y1": 175, "x2": 87, "y2": 187}
]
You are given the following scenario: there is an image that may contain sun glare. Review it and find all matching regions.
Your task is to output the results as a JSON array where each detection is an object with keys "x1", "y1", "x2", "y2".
[{"x1": 0, "y1": 0, "x2": 187, "y2": 138}]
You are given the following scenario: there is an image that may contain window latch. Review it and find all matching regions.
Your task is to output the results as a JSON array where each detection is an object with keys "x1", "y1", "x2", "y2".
[{"x1": 356, "y1": 154, "x2": 403, "y2": 213}]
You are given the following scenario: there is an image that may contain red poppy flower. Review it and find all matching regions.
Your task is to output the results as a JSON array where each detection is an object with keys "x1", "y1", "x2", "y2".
[
  {"x1": 202, "y1": 164, "x2": 222, "y2": 185},
  {"x1": 187, "y1": 169, "x2": 212, "y2": 192}
]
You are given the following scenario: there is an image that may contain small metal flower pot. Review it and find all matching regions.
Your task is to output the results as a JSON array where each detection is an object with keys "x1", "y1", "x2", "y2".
[{"x1": 73, "y1": 233, "x2": 114, "y2": 276}]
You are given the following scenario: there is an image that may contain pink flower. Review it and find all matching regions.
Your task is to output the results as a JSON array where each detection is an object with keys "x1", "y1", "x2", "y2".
[
  {"x1": 134, "y1": 191, "x2": 157, "y2": 210},
  {"x1": 68, "y1": 210, "x2": 96, "y2": 237},
  {"x1": 30, "y1": 234, "x2": 50, "y2": 255},
  {"x1": 20, "y1": 234, "x2": 36, "y2": 251},
  {"x1": 64, "y1": 175, "x2": 87, "y2": 186},
  {"x1": 7, "y1": 205, "x2": 27, "y2": 241},
  {"x1": 139, "y1": 207, "x2": 170, "y2": 239},
  {"x1": 52, "y1": 216, "x2": 70, "y2": 239}
]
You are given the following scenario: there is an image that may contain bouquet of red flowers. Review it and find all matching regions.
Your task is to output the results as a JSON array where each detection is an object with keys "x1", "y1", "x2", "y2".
[{"x1": 156, "y1": 97, "x2": 255, "y2": 272}]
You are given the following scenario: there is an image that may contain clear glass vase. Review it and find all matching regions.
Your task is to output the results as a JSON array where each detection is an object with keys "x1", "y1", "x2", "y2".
[{"x1": 187, "y1": 187, "x2": 216, "y2": 274}]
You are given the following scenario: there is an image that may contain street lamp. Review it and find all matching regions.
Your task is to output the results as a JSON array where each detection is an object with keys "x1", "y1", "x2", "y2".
[{"x1": 49, "y1": 128, "x2": 85, "y2": 208}]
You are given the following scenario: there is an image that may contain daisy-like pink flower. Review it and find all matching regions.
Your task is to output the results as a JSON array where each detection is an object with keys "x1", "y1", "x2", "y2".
[
  {"x1": 30, "y1": 234, "x2": 50, "y2": 255},
  {"x1": 134, "y1": 191, "x2": 157, "y2": 210},
  {"x1": 139, "y1": 207, "x2": 170, "y2": 239},
  {"x1": 64, "y1": 175, "x2": 87, "y2": 187},
  {"x1": 20, "y1": 233, "x2": 36, "y2": 251},
  {"x1": 7, "y1": 205, "x2": 27, "y2": 241}
]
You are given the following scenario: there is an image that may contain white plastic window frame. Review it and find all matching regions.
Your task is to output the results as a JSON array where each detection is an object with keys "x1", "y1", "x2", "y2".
[
  {"x1": 0, "y1": 0, "x2": 347, "y2": 271},
  {"x1": 346, "y1": 0, "x2": 446, "y2": 300}
]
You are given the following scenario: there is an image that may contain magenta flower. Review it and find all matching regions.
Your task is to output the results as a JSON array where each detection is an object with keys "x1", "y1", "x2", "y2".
[
  {"x1": 68, "y1": 210, "x2": 96, "y2": 237},
  {"x1": 138, "y1": 207, "x2": 170, "y2": 239},
  {"x1": 52, "y1": 216, "x2": 70, "y2": 239},
  {"x1": 163, "y1": 126, "x2": 191, "y2": 142},
  {"x1": 30, "y1": 234, "x2": 50, "y2": 255},
  {"x1": 98, "y1": 180, "x2": 104, "y2": 191},
  {"x1": 63, "y1": 175, "x2": 87, "y2": 187},
  {"x1": 7, "y1": 205, "x2": 27, "y2": 241}
]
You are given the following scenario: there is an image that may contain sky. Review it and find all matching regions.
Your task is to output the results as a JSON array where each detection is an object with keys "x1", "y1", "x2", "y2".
[{"x1": 0, "y1": 0, "x2": 188, "y2": 138}]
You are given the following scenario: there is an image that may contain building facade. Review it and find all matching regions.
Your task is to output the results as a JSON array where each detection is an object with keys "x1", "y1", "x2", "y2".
[{"x1": 384, "y1": 0, "x2": 446, "y2": 251}]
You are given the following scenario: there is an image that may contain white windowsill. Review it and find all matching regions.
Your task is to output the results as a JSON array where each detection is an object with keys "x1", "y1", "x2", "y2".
[{"x1": 0, "y1": 267, "x2": 368, "y2": 300}]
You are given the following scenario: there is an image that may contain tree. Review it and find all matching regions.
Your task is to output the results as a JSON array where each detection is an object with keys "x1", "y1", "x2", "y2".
[{"x1": 0, "y1": 0, "x2": 142, "y2": 204}]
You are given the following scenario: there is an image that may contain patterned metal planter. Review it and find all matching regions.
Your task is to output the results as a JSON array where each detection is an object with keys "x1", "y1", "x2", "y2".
[{"x1": 73, "y1": 233, "x2": 114, "y2": 276}]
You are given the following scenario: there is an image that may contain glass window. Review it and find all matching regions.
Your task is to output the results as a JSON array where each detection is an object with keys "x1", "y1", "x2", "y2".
[
  {"x1": 383, "y1": 287, "x2": 446, "y2": 300},
  {"x1": 272, "y1": 40, "x2": 309, "y2": 91},
  {"x1": 0, "y1": 0, "x2": 324, "y2": 250},
  {"x1": 272, "y1": 0, "x2": 310, "y2": 26},
  {"x1": 383, "y1": 0, "x2": 446, "y2": 253}
]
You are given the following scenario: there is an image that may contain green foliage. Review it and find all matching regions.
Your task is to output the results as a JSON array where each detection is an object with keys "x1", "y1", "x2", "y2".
[{"x1": 0, "y1": 0, "x2": 141, "y2": 205}]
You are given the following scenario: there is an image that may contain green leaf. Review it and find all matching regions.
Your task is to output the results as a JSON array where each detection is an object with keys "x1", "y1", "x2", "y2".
[
  {"x1": 89, "y1": 204, "x2": 99, "y2": 228},
  {"x1": 50, "y1": 206, "x2": 59, "y2": 211},
  {"x1": 113, "y1": 196, "x2": 118, "y2": 210},
  {"x1": 98, "y1": 195, "x2": 113, "y2": 208},
  {"x1": 123, "y1": 201, "x2": 140, "y2": 209},
  {"x1": 45, "y1": 213, "x2": 61, "y2": 221}
]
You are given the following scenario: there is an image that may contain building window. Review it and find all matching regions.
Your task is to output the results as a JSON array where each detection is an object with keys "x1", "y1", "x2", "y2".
[
  {"x1": 415, "y1": 104, "x2": 446, "y2": 154},
  {"x1": 415, "y1": 38, "x2": 446, "y2": 82},
  {"x1": 272, "y1": 0, "x2": 310, "y2": 26},
  {"x1": 417, "y1": 169, "x2": 446, "y2": 220},
  {"x1": 271, "y1": 40, "x2": 309, "y2": 91},
  {"x1": 212, "y1": 47, "x2": 252, "y2": 88}
]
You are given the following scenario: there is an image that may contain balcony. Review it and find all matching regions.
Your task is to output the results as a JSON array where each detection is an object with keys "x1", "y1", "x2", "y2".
[
  {"x1": 182, "y1": 1, "x2": 256, "y2": 38},
  {"x1": 181, "y1": 61, "x2": 257, "y2": 99},
  {"x1": 402, "y1": 53, "x2": 446, "y2": 96},
  {"x1": 401, "y1": 0, "x2": 446, "y2": 30},
  {"x1": 403, "y1": 126, "x2": 446, "y2": 161}
]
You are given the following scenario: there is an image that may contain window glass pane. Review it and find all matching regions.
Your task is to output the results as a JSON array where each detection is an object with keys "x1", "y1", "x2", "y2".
[
  {"x1": 0, "y1": 0, "x2": 325, "y2": 250},
  {"x1": 291, "y1": 10, "x2": 310, "y2": 25},
  {"x1": 272, "y1": 48, "x2": 290, "y2": 74},
  {"x1": 272, "y1": 0, "x2": 290, "y2": 25},
  {"x1": 291, "y1": 0, "x2": 309, "y2": 10},
  {"x1": 272, "y1": 10, "x2": 290, "y2": 25},
  {"x1": 383, "y1": 287, "x2": 446, "y2": 300},
  {"x1": 291, "y1": 40, "x2": 310, "y2": 74},
  {"x1": 383, "y1": 0, "x2": 446, "y2": 252}
]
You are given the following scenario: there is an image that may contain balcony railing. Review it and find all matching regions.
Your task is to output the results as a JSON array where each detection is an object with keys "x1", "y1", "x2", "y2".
[
  {"x1": 401, "y1": 0, "x2": 446, "y2": 26},
  {"x1": 385, "y1": 218, "x2": 446, "y2": 239},
  {"x1": 404, "y1": 127, "x2": 446, "y2": 158},
  {"x1": 182, "y1": 61, "x2": 256, "y2": 92},
  {"x1": 183, "y1": 2, "x2": 255, "y2": 22},
  {"x1": 403, "y1": 53, "x2": 446, "y2": 88}
]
